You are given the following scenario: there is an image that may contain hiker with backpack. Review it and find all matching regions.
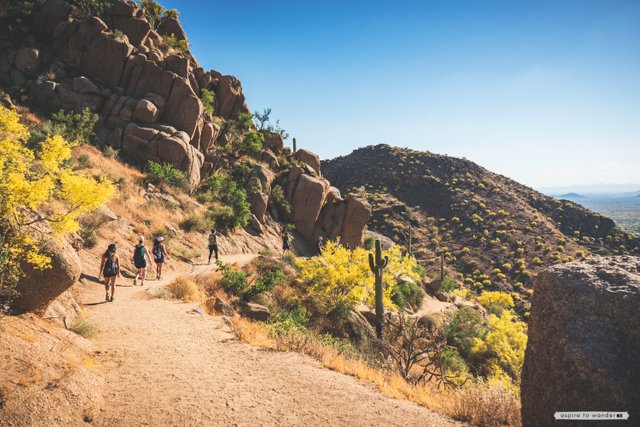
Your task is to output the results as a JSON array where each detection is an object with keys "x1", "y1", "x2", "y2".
[
  {"x1": 207, "y1": 229, "x2": 219, "y2": 264},
  {"x1": 152, "y1": 237, "x2": 169, "y2": 280},
  {"x1": 99, "y1": 243, "x2": 120, "y2": 302},
  {"x1": 132, "y1": 236, "x2": 151, "y2": 286},
  {"x1": 282, "y1": 231, "x2": 291, "y2": 255}
]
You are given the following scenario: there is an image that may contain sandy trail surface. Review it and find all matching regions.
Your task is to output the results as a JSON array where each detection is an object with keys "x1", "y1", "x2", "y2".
[{"x1": 80, "y1": 253, "x2": 462, "y2": 426}]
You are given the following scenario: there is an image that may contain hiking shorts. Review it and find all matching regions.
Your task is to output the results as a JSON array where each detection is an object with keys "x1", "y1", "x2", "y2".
[{"x1": 135, "y1": 259, "x2": 147, "y2": 269}]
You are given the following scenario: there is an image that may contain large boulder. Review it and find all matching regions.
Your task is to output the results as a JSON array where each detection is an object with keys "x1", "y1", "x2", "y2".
[
  {"x1": 211, "y1": 72, "x2": 250, "y2": 120},
  {"x1": 250, "y1": 191, "x2": 269, "y2": 224},
  {"x1": 14, "y1": 48, "x2": 40, "y2": 76},
  {"x1": 291, "y1": 174, "x2": 329, "y2": 240},
  {"x1": 238, "y1": 302, "x2": 270, "y2": 322},
  {"x1": 294, "y1": 149, "x2": 321, "y2": 176},
  {"x1": 340, "y1": 194, "x2": 371, "y2": 248},
  {"x1": 521, "y1": 256, "x2": 640, "y2": 426},
  {"x1": 13, "y1": 236, "x2": 82, "y2": 313}
]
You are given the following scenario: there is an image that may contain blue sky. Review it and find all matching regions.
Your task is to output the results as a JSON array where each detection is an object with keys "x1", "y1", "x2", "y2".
[{"x1": 162, "y1": 0, "x2": 640, "y2": 188}]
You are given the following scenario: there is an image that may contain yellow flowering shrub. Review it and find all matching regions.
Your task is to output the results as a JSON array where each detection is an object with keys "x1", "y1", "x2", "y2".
[
  {"x1": 0, "y1": 106, "x2": 114, "y2": 306},
  {"x1": 476, "y1": 291, "x2": 514, "y2": 316},
  {"x1": 296, "y1": 240, "x2": 421, "y2": 317},
  {"x1": 471, "y1": 310, "x2": 527, "y2": 384}
]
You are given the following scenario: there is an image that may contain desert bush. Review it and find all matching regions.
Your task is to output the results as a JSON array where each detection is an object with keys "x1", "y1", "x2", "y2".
[
  {"x1": 476, "y1": 291, "x2": 514, "y2": 316},
  {"x1": 166, "y1": 276, "x2": 201, "y2": 302},
  {"x1": 199, "y1": 172, "x2": 251, "y2": 231},
  {"x1": 200, "y1": 88, "x2": 215, "y2": 117},
  {"x1": 217, "y1": 261, "x2": 250, "y2": 298},
  {"x1": 449, "y1": 379, "x2": 521, "y2": 426},
  {"x1": 162, "y1": 33, "x2": 189, "y2": 53},
  {"x1": 68, "y1": 0, "x2": 110, "y2": 19},
  {"x1": 229, "y1": 112, "x2": 254, "y2": 133},
  {"x1": 145, "y1": 160, "x2": 188, "y2": 189},
  {"x1": 297, "y1": 241, "x2": 420, "y2": 320},
  {"x1": 69, "y1": 315, "x2": 98, "y2": 338},
  {"x1": 444, "y1": 307, "x2": 488, "y2": 360},
  {"x1": 391, "y1": 279, "x2": 425, "y2": 311},
  {"x1": 139, "y1": 0, "x2": 178, "y2": 29},
  {"x1": 269, "y1": 185, "x2": 291, "y2": 219},
  {"x1": 238, "y1": 131, "x2": 264, "y2": 155},
  {"x1": 471, "y1": 310, "x2": 527, "y2": 383},
  {"x1": 35, "y1": 107, "x2": 99, "y2": 144},
  {"x1": 440, "y1": 276, "x2": 459, "y2": 293},
  {"x1": 102, "y1": 145, "x2": 120, "y2": 158},
  {"x1": 179, "y1": 213, "x2": 209, "y2": 233},
  {"x1": 384, "y1": 313, "x2": 456, "y2": 386}
]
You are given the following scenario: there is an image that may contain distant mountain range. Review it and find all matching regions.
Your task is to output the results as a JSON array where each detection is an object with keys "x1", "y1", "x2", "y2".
[{"x1": 540, "y1": 184, "x2": 640, "y2": 196}]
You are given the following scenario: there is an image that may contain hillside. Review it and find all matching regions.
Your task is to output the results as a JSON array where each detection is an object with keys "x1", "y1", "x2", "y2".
[{"x1": 323, "y1": 145, "x2": 640, "y2": 314}]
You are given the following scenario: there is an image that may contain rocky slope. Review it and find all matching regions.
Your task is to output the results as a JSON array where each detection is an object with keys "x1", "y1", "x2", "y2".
[
  {"x1": 323, "y1": 145, "x2": 640, "y2": 312},
  {"x1": 0, "y1": 0, "x2": 370, "y2": 250}
]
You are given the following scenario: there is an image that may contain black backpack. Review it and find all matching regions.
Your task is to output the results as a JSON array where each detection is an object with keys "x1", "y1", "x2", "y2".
[
  {"x1": 134, "y1": 244, "x2": 145, "y2": 263},
  {"x1": 103, "y1": 254, "x2": 118, "y2": 276}
]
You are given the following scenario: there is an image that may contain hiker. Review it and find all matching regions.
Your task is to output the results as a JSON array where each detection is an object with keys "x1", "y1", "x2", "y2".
[
  {"x1": 208, "y1": 229, "x2": 219, "y2": 264},
  {"x1": 152, "y1": 237, "x2": 169, "y2": 280},
  {"x1": 282, "y1": 231, "x2": 291, "y2": 254},
  {"x1": 132, "y1": 236, "x2": 151, "y2": 286},
  {"x1": 316, "y1": 236, "x2": 324, "y2": 254},
  {"x1": 99, "y1": 243, "x2": 120, "y2": 302}
]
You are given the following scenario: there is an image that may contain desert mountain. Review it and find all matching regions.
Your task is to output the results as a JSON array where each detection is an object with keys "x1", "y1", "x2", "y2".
[{"x1": 323, "y1": 144, "x2": 640, "y2": 314}]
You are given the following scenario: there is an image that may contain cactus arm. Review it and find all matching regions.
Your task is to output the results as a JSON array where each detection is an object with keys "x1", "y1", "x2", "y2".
[
  {"x1": 381, "y1": 256, "x2": 389, "y2": 268},
  {"x1": 368, "y1": 253, "x2": 375, "y2": 272}
]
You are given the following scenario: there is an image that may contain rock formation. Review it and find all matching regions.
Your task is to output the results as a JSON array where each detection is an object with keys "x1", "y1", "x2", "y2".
[
  {"x1": 13, "y1": 235, "x2": 82, "y2": 314},
  {"x1": 521, "y1": 256, "x2": 640, "y2": 426},
  {"x1": 0, "y1": 0, "x2": 371, "y2": 249}
]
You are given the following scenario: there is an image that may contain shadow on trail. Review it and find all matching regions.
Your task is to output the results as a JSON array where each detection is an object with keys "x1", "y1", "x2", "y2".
[
  {"x1": 84, "y1": 301, "x2": 108, "y2": 307},
  {"x1": 80, "y1": 273, "x2": 102, "y2": 284}
]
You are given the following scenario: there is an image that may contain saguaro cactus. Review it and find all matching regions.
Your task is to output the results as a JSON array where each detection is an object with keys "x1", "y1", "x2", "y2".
[
  {"x1": 292, "y1": 137, "x2": 297, "y2": 153},
  {"x1": 368, "y1": 239, "x2": 389, "y2": 338}
]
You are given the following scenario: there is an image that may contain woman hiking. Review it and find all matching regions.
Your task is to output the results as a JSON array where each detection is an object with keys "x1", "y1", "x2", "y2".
[
  {"x1": 207, "y1": 229, "x2": 219, "y2": 264},
  {"x1": 132, "y1": 236, "x2": 151, "y2": 286},
  {"x1": 152, "y1": 237, "x2": 169, "y2": 280},
  {"x1": 99, "y1": 243, "x2": 120, "y2": 302}
]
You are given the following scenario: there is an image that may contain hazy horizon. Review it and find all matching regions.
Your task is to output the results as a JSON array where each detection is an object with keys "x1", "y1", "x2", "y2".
[{"x1": 164, "y1": 0, "x2": 640, "y2": 189}]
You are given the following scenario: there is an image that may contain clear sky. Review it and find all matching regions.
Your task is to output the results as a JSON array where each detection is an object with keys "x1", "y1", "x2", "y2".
[{"x1": 162, "y1": 0, "x2": 640, "y2": 189}]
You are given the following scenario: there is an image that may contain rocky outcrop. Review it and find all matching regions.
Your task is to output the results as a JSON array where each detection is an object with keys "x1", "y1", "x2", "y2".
[
  {"x1": 5, "y1": 0, "x2": 253, "y2": 187},
  {"x1": 13, "y1": 236, "x2": 82, "y2": 314},
  {"x1": 521, "y1": 256, "x2": 640, "y2": 426},
  {"x1": 294, "y1": 149, "x2": 321, "y2": 176},
  {"x1": 279, "y1": 167, "x2": 372, "y2": 247},
  {"x1": 238, "y1": 302, "x2": 271, "y2": 322}
]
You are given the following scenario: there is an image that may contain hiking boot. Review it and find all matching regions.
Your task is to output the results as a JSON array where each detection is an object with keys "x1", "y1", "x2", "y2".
[
  {"x1": 133, "y1": 277, "x2": 137, "y2": 286},
  {"x1": 105, "y1": 293, "x2": 109, "y2": 302},
  {"x1": 109, "y1": 296, "x2": 114, "y2": 302}
]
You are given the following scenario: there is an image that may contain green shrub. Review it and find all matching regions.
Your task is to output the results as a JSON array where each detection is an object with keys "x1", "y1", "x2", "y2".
[
  {"x1": 441, "y1": 276, "x2": 460, "y2": 293},
  {"x1": 145, "y1": 161, "x2": 188, "y2": 189},
  {"x1": 238, "y1": 131, "x2": 264, "y2": 155},
  {"x1": 162, "y1": 33, "x2": 189, "y2": 53},
  {"x1": 179, "y1": 214, "x2": 208, "y2": 232},
  {"x1": 444, "y1": 307, "x2": 488, "y2": 360},
  {"x1": 247, "y1": 263, "x2": 286, "y2": 301},
  {"x1": 217, "y1": 261, "x2": 250, "y2": 297},
  {"x1": 391, "y1": 279, "x2": 425, "y2": 311},
  {"x1": 269, "y1": 185, "x2": 291, "y2": 219},
  {"x1": 363, "y1": 236, "x2": 375, "y2": 250},
  {"x1": 139, "y1": 0, "x2": 178, "y2": 29},
  {"x1": 200, "y1": 88, "x2": 215, "y2": 117},
  {"x1": 102, "y1": 145, "x2": 119, "y2": 158},
  {"x1": 229, "y1": 112, "x2": 254, "y2": 132},
  {"x1": 31, "y1": 107, "x2": 99, "y2": 144}
]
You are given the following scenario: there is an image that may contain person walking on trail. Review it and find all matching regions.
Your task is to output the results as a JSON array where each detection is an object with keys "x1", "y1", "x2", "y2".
[
  {"x1": 132, "y1": 236, "x2": 151, "y2": 286},
  {"x1": 282, "y1": 231, "x2": 291, "y2": 255},
  {"x1": 207, "y1": 229, "x2": 219, "y2": 264},
  {"x1": 99, "y1": 243, "x2": 120, "y2": 302},
  {"x1": 316, "y1": 236, "x2": 324, "y2": 254},
  {"x1": 152, "y1": 237, "x2": 169, "y2": 280}
]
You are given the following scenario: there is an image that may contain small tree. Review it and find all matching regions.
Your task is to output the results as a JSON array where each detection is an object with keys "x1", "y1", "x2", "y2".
[{"x1": 384, "y1": 313, "x2": 458, "y2": 387}]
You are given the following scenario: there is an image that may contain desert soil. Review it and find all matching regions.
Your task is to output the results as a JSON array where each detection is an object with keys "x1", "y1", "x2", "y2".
[{"x1": 79, "y1": 253, "x2": 463, "y2": 426}]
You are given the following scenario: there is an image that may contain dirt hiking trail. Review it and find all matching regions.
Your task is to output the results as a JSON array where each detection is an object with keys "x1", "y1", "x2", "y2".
[{"x1": 80, "y1": 253, "x2": 462, "y2": 426}]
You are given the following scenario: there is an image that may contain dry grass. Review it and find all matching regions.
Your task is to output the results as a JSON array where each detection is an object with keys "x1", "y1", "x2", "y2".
[
  {"x1": 69, "y1": 315, "x2": 98, "y2": 338},
  {"x1": 448, "y1": 379, "x2": 521, "y2": 426},
  {"x1": 166, "y1": 276, "x2": 204, "y2": 303},
  {"x1": 229, "y1": 317, "x2": 521, "y2": 426}
]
